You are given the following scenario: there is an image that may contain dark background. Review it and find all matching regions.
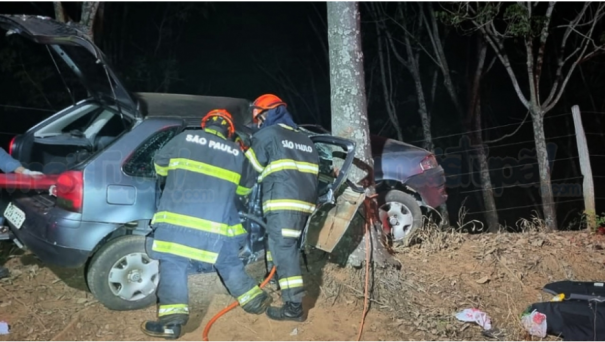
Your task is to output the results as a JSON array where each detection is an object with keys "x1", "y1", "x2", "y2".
[{"x1": 1, "y1": 2, "x2": 605, "y2": 230}]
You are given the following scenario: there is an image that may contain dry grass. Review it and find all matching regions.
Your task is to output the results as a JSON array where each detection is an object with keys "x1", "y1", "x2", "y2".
[{"x1": 320, "y1": 215, "x2": 605, "y2": 341}]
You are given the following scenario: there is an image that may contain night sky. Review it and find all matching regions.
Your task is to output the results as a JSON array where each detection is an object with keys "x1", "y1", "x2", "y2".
[{"x1": 1, "y1": 2, "x2": 605, "y2": 229}]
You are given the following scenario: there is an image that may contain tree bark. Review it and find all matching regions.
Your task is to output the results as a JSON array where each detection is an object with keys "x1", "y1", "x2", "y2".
[
  {"x1": 468, "y1": 36, "x2": 499, "y2": 232},
  {"x1": 327, "y1": 1, "x2": 373, "y2": 186},
  {"x1": 53, "y1": 2, "x2": 66, "y2": 22},
  {"x1": 80, "y1": 2, "x2": 101, "y2": 40},
  {"x1": 327, "y1": 2, "x2": 398, "y2": 269},
  {"x1": 531, "y1": 112, "x2": 557, "y2": 231}
]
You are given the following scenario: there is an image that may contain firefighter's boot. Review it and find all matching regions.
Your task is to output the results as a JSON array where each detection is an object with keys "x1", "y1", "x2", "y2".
[
  {"x1": 266, "y1": 301, "x2": 306, "y2": 322},
  {"x1": 141, "y1": 314, "x2": 188, "y2": 340},
  {"x1": 241, "y1": 291, "x2": 273, "y2": 314}
]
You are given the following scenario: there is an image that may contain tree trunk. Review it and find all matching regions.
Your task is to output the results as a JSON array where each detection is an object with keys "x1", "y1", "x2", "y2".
[
  {"x1": 327, "y1": 2, "x2": 398, "y2": 269},
  {"x1": 467, "y1": 36, "x2": 499, "y2": 232},
  {"x1": 473, "y1": 99, "x2": 499, "y2": 232},
  {"x1": 80, "y1": 2, "x2": 101, "y2": 40},
  {"x1": 405, "y1": 45, "x2": 433, "y2": 152},
  {"x1": 531, "y1": 112, "x2": 557, "y2": 231},
  {"x1": 327, "y1": 1, "x2": 373, "y2": 187},
  {"x1": 54, "y1": 2, "x2": 66, "y2": 22}
]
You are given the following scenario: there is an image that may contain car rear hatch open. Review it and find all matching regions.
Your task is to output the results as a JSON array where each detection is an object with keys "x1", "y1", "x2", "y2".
[{"x1": 0, "y1": 14, "x2": 140, "y2": 120}]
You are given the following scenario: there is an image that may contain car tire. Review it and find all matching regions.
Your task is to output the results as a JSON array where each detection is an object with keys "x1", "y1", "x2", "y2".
[
  {"x1": 377, "y1": 190, "x2": 422, "y2": 247},
  {"x1": 87, "y1": 235, "x2": 159, "y2": 311}
]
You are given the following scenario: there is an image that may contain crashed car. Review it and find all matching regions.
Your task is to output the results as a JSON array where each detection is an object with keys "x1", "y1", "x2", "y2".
[
  {"x1": 0, "y1": 14, "x2": 357, "y2": 311},
  {"x1": 0, "y1": 14, "x2": 447, "y2": 311},
  {"x1": 300, "y1": 125, "x2": 448, "y2": 243}
]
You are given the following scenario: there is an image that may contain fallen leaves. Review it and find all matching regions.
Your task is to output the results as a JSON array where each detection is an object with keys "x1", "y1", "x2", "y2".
[{"x1": 475, "y1": 276, "x2": 490, "y2": 284}]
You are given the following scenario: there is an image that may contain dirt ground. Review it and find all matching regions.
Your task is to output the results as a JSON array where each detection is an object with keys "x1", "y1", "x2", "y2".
[{"x1": 1, "y1": 226, "x2": 605, "y2": 341}]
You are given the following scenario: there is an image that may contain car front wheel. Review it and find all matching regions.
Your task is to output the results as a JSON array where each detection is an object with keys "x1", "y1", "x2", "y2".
[
  {"x1": 378, "y1": 190, "x2": 422, "y2": 247},
  {"x1": 86, "y1": 235, "x2": 159, "y2": 311}
]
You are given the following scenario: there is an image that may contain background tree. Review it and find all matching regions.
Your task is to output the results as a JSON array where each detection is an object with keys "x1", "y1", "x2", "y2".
[
  {"x1": 440, "y1": 2, "x2": 605, "y2": 231},
  {"x1": 53, "y1": 2, "x2": 101, "y2": 39}
]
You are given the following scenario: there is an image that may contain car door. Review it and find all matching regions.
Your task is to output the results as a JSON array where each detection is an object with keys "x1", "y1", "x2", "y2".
[{"x1": 302, "y1": 135, "x2": 364, "y2": 253}]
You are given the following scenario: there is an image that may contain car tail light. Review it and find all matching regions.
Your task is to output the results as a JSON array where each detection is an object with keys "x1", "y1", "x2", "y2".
[
  {"x1": 56, "y1": 171, "x2": 84, "y2": 212},
  {"x1": 8, "y1": 136, "x2": 17, "y2": 155},
  {"x1": 420, "y1": 154, "x2": 438, "y2": 171}
]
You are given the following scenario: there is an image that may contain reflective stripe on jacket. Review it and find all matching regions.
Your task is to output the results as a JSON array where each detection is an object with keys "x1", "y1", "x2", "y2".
[
  {"x1": 151, "y1": 128, "x2": 254, "y2": 263},
  {"x1": 245, "y1": 124, "x2": 320, "y2": 215}
]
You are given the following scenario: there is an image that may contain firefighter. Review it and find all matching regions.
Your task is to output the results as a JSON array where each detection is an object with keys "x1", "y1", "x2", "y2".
[
  {"x1": 245, "y1": 94, "x2": 320, "y2": 322},
  {"x1": 141, "y1": 109, "x2": 272, "y2": 340}
]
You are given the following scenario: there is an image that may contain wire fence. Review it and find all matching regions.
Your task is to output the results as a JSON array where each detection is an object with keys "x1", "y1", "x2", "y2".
[
  {"x1": 408, "y1": 110, "x2": 605, "y2": 145},
  {"x1": 413, "y1": 109, "x2": 605, "y2": 227},
  {"x1": 2, "y1": 102, "x2": 605, "y2": 228},
  {"x1": 462, "y1": 198, "x2": 605, "y2": 216}
]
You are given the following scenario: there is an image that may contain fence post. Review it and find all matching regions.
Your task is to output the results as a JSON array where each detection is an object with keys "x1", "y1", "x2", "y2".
[{"x1": 571, "y1": 105, "x2": 596, "y2": 230}]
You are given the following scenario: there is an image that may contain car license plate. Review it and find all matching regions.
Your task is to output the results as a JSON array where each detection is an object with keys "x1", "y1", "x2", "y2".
[{"x1": 4, "y1": 202, "x2": 25, "y2": 230}]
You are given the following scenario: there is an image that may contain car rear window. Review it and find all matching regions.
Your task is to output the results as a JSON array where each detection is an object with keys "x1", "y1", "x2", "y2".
[{"x1": 122, "y1": 127, "x2": 180, "y2": 178}]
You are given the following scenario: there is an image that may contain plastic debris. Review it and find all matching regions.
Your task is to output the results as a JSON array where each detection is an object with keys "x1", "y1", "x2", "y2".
[
  {"x1": 521, "y1": 309, "x2": 547, "y2": 338},
  {"x1": 455, "y1": 308, "x2": 492, "y2": 330},
  {"x1": 0, "y1": 321, "x2": 9, "y2": 335}
]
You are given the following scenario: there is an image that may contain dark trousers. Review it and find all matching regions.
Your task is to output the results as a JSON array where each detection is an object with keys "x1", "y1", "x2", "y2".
[
  {"x1": 265, "y1": 212, "x2": 308, "y2": 303},
  {"x1": 148, "y1": 226, "x2": 262, "y2": 322}
]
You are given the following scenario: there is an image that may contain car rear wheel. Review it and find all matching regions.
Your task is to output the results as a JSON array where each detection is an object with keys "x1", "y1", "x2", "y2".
[
  {"x1": 378, "y1": 190, "x2": 422, "y2": 247},
  {"x1": 87, "y1": 235, "x2": 159, "y2": 311}
]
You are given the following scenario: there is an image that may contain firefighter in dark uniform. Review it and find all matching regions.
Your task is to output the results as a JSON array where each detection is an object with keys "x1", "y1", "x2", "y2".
[
  {"x1": 141, "y1": 109, "x2": 272, "y2": 339},
  {"x1": 245, "y1": 94, "x2": 320, "y2": 322}
]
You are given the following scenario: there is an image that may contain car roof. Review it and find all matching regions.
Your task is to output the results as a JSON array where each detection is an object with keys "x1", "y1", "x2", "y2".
[{"x1": 135, "y1": 92, "x2": 253, "y2": 126}]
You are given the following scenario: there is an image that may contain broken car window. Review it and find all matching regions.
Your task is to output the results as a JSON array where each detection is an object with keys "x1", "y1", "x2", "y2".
[{"x1": 122, "y1": 127, "x2": 179, "y2": 178}]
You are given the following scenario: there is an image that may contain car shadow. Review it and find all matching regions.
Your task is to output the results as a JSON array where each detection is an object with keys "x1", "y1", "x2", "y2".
[
  {"x1": 302, "y1": 209, "x2": 367, "y2": 319},
  {"x1": 19, "y1": 253, "x2": 89, "y2": 292}
]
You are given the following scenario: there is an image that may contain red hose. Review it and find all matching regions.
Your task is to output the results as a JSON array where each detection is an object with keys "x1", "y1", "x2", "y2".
[{"x1": 202, "y1": 266, "x2": 277, "y2": 341}]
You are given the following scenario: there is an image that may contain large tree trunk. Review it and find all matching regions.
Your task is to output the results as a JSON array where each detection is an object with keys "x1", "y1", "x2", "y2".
[
  {"x1": 328, "y1": 2, "x2": 373, "y2": 187},
  {"x1": 531, "y1": 112, "x2": 557, "y2": 231},
  {"x1": 327, "y1": 2, "x2": 398, "y2": 269}
]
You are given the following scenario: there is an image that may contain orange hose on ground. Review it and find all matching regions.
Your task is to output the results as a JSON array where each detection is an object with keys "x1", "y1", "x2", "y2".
[{"x1": 202, "y1": 266, "x2": 277, "y2": 341}]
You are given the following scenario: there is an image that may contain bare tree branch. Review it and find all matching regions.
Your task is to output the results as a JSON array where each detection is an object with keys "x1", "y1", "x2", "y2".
[
  {"x1": 384, "y1": 4, "x2": 441, "y2": 67},
  {"x1": 484, "y1": 111, "x2": 530, "y2": 144},
  {"x1": 476, "y1": 22, "x2": 530, "y2": 108},
  {"x1": 543, "y1": 2, "x2": 590, "y2": 106},
  {"x1": 426, "y1": 4, "x2": 464, "y2": 116},
  {"x1": 526, "y1": 33, "x2": 538, "y2": 110},
  {"x1": 534, "y1": 1, "x2": 556, "y2": 105},
  {"x1": 371, "y1": 2, "x2": 403, "y2": 141},
  {"x1": 544, "y1": 3, "x2": 605, "y2": 112}
]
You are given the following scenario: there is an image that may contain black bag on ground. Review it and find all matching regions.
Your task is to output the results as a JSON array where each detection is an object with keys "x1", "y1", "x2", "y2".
[
  {"x1": 528, "y1": 281, "x2": 605, "y2": 341},
  {"x1": 529, "y1": 300, "x2": 605, "y2": 341}
]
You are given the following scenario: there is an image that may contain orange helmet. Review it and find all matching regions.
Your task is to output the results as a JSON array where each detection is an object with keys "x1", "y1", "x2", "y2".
[
  {"x1": 201, "y1": 109, "x2": 236, "y2": 139},
  {"x1": 251, "y1": 94, "x2": 286, "y2": 123}
]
